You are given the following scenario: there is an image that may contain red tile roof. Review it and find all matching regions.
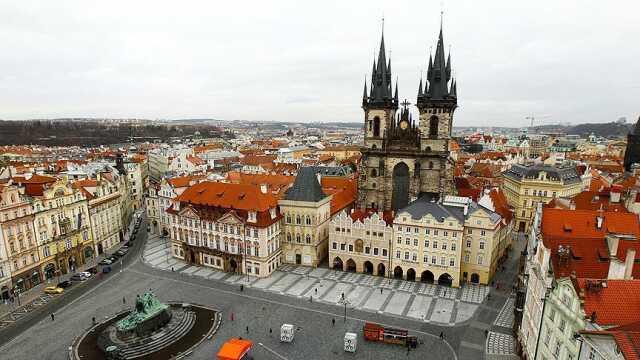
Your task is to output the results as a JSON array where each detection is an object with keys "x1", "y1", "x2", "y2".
[
  {"x1": 542, "y1": 208, "x2": 640, "y2": 279},
  {"x1": 578, "y1": 279, "x2": 640, "y2": 328},
  {"x1": 569, "y1": 190, "x2": 628, "y2": 212},
  {"x1": 225, "y1": 171, "x2": 294, "y2": 198},
  {"x1": 488, "y1": 188, "x2": 514, "y2": 223},
  {"x1": 167, "y1": 175, "x2": 206, "y2": 188},
  {"x1": 321, "y1": 177, "x2": 357, "y2": 215},
  {"x1": 350, "y1": 208, "x2": 394, "y2": 225},
  {"x1": 12, "y1": 174, "x2": 57, "y2": 196},
  {"x1": 176, "y1": 181, "x2": 278, "y2": 212}
]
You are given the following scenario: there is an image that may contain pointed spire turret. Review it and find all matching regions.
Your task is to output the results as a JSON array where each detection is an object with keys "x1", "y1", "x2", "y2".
[
  {"x1": 365, "y1": 25, "x2": 397, "y2": 109},
  {"x1": 362, "y1": 78, "x2": 368, "y2": 106},
  {"x1": 418, "y1": 78, "x2": 424, "y2": 97},
  {"x1": 394, "y1": 78, "x2": 398, "y2": 103},
  {"x1": 419, "y1": 16, "x2": 454, "y2": 103}
]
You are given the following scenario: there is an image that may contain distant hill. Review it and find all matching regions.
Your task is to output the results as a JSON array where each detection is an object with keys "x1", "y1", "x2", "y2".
[
  {"x1": 0, "y1": 120, "x2": 225, "y2": 146},
  {"x1": 532, "y1": 122, "x2": 633, "y2": 138}
]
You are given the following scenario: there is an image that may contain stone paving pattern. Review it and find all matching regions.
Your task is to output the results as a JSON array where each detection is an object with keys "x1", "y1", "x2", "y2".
[{"x1": 143, "y1": 237, "x2": 488, "y2": 326}]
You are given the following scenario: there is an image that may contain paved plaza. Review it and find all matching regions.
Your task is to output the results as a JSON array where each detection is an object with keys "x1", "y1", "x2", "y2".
[{"x1": 143, "y1": 236, "x2": 490, "y2": 326}]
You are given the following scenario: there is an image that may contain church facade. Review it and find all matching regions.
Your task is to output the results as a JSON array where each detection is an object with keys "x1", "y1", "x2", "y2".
[{"x1": 357, "y1": 25, "x2": 458, "y2": 211}]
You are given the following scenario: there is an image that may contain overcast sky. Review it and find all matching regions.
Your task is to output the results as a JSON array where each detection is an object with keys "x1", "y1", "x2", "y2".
[{"x1": 1, "y1": 1, "x2": 639, "y2": 127}]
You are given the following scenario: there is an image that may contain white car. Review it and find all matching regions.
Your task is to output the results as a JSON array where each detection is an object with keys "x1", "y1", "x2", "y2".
[{"x1": 80, "y1": 271, "x2": 92, "y2": 278}]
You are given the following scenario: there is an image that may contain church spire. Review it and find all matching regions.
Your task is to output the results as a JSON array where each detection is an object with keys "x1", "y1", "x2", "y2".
[
  {"x1": 420, "y1": 16, "x2": 453, "y2": 102},
  {"x1": 365, "y1": 24, "x2": 397, "y2": 109},
  {"x1": 418, "y1": 78, "x2": 424, "y2": 97}
]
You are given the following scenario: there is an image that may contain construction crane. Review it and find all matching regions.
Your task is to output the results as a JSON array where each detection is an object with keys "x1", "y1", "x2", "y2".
[{"x1": 525, "y1": 114, "x2": 551, "y2": 128}]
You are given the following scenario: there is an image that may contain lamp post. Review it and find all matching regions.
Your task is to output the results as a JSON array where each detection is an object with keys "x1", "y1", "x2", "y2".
[{"x1": 338, "y1": 297, "x2": 351, "y2": 323}]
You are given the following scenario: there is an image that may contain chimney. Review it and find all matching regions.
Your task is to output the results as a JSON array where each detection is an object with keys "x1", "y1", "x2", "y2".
[
  {"x1": 610, "y1": 186, "x2": 621, "y2": 203},
  {"x1": 596, "y1": 216, "x2": 603, "y2": 229},
  {"x1": 624, "y1": 248, "x2": 636, "y2": 279},
  {"x1": 606, "y1": 235, "x2": 619, "y2": 257}
]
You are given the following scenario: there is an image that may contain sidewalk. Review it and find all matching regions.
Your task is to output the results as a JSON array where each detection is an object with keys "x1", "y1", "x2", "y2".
[{"x1": 0, "y1": 210, "x2": 143, "y2": 318}]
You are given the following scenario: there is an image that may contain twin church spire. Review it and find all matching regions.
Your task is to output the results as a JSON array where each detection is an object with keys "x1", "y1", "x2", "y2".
[{"x1": 363, "y1": 20, "x2": 457, "y2": 111}]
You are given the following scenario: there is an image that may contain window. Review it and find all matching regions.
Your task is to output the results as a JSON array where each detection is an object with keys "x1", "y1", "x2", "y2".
[
  {"x1": 451, "y1": 243, "x2": 456, "y2": 251},
  {"x1": 464, "y1": 253, "x2": 470, "y2": 263},
  {"x1": 559, "y1": 319, "x2": 566, "y2": 332},
  {"x1": 440, "y1": 257, "x2": 445, "y2": 266},
  {"x1": 443, "y1": 231, "x2": 448, "y2": 237},
  {"x1": 306, "y1": 216, "x2": 311, "y2": 225},
  {"x1": 413, "y1": 239, "x2": 418, "y2": 246},
  {"x1": 382, "y1": 249, "x2": 387, "y2": 257},
  {"x1": 348, "y1": 244, "x2": 353, "y2": 252},
  {"x1": 431, "y1": 256, "x2": 437, "y2": 264},
  {"x1": 452, "y1": 232, "x2": 457, "y2": 238},
  {"x1": 477, "y1": 255, "x2": 484, "y2": 265},
  {"x1": 425, "y1": 240, "x2": 429, "y2": 248},
  {"x1": 373, "y1": 247, "x2": 378, "y2": 255},
  {"x1": 433, "y1": 240, "x2": 438, "y2": 248},
  {"x1": 405, "y1": 238, "x2": 410, "y2": 245},
  {"x1": 433, "y1": 230, "x2": 438, "y2": 236},
  {"x1": 397, "y1": 237, "x2": 402, "y2": 244},
  {"x1": 481, "y1": 230, "x2": 486, "y2": 236},
  {"x1": 396, "y1": 250, "x2": 401, "y2": 259},
  {"x1": 305, "y1": 234, "x2": 311, "y2": 244},
  {"x1": 365, "y1": 247, "x2": 370, "y2": 254},
  {"x1": 412, "y1": 253, "x2": 417, "y2": 262},
  {"x1": 442, "y1": 243, "x2": 447, "y2": 250},
  {"x1": 296, "y1": 215, "x2": 301, "y2": 224},
  {"x1": 479, "y1": 241, "x2": 485, "y2": 250},
  {"x1": 404, "y1": 252, "x2": 409, "y2": 260},
  {"x1": 424, "y1": 255, "x2": 429, "y2": 263},
  {"x1": 553, "y1": 341, "x2": 561, "y2": 358},
  {"x1": 449, "y1": 258, "x2": 455, "y2": 266},
  {"x1": 425, "y1": 229, "x2": 430, "y2": 235},
  {"x1": 414, "y1": 227, "x2": 419, "y2": 233},
  {"x1": 332, "y1": 242, "x2": 337, "y2": 250},
  {"x1": 340, "y1": 244, "x2": 346, "y2": 251}
]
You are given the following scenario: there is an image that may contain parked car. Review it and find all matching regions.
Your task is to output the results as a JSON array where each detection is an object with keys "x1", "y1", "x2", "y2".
[
  {"x1": 80, "y1": 271, "x2": 92, "y2": 278},
  {"x1": 44, "y1": 286, "x2": 64, "y2": 294},
  {"x1": 110, "y1": 252, "x2": 122, "y2": 259},
  {"x1": 86, "y1": 267, "x2": 98, "y2": 274},
  {"x1": 102, "y1": 266, "x2": 112, "y2": 274},
  {"x1": 99, "y1": 258, "x2": 113, "y2": 265},
  {"x1": 57, "y1": 280, "x2": 72, "y2": 288},
  {"x1": 115, "y1": 249, "x2": 128, "y2": 257},
  {"x1": 70, "y1": 273, "x2": 89, "y2": 282}
]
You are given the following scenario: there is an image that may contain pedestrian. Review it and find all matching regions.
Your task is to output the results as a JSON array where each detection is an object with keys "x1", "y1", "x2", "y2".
[
  {"x1": 439, "y1": 332, "x2": 443, "y2": 339},
  {"x1": 240, "y1": 284, "x2": 244, "y2": 292},
  {"x1": 246, "y1": 325, "x2": 249, "y2": 333},
  {"x1": 123, "y1": 296, "x2": 126, "y2": 304},
  {"x1": 380, "y1": 288, "x2": 383, "y2": 294},
  {"x1": 269, "y1": 328, "x2": 273, "y2": 335},
  {"x1": 484, "y1": 329, "x2": 488, "y2": 337},
  {"x1": 171, "y1": 267, "x2": 174, "y2": 272},
  {"x1": 231, "y1": 312, "x2": 234, "y2": 321},
  {"x1": 51, "y1": 313, "x2": 55, "y2": 321},
  {"x1": 332, "y1": 318, "x2": 335, "y2": 326},
  {"x1": 315, "y1": 288, "x2": 318, "y2": 295},
  {"x1": 341, "y1": 292, "x2": 344, "y2": 299},
  {"x1": 92, "y1": 316, "x2": 96, "y2": 325}
]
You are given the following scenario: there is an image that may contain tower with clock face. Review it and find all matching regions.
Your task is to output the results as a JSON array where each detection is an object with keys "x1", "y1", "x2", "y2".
[{"x1": 357, "y1": 24, "x2": 457, "y2": 211}]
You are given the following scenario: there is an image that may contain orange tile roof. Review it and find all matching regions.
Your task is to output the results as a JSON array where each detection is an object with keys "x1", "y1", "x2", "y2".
[
  {"x1": 350, "y1": 208, "x2": 394, "y2": 225},
  {"x1": 176, "y1": 181, "x2": 278, "y2": 212},
  {"x1": 241, "y1": 154, "x2": 277, "y2": 167},
  {"x1": 488, "y1": 188, "x2": 513, "y2": 223},
  {"x1": 167, "y1": 175, "x2": 206, "y2": 188},
  {"x1": 542, "y1": 208, "x2": 640, "y2": 279},
  {"x1": 186, "y1": 155, "x2": 206, "y2": 166},
  {"x1": 225, "y1": 171, "x2": 294, "y2": 197},
  {"x1": 321, "y1": 177, "x2": 357, "y2": 215},
  {"x1": 578, "y1": 279, "x2": 640, "y2": 328},
  {"x1": 568, "y1": 190, "x2": 628, "y2": 212}
]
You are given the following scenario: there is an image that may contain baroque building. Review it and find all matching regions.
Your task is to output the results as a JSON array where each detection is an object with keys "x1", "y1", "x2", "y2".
[{"x1": 358, "y1": 25, "x2": 457, "y2": 211}]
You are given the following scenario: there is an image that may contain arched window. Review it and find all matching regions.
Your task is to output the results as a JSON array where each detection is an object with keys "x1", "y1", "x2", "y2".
[
  {"x1": 287, "y1": 233, "x2": 292, "y2": 242},
  {"x1": 305, "y1": 234, "x2": 311, "y2": 244},
  {"x1": 296, "y1": 234, "x2": 301, "y2": 243},
  {"x1": 429, "y1": 116, "x2": 438, "y2": 138},
  {"x1": 371, "y1": 169, "x2": 377, "y2": 178},
  {"x1": 286, "y1": 214, "x2": 291, "y2": 223},
  {"x1": 371, "y1": 144, "x2": 377, "y2": 150},
  {"x1": 306, "y1": 216, "x2": 311, "y2": 225},
  {"x1": 428, "y1": 161, "x2": 434, "y2": 169},
  {"x1": 373, "y1": 116, "x2": 381, "y2": 137},
  {"x1": 296, "y1": 215, "x2": 301, "y2": 225}
]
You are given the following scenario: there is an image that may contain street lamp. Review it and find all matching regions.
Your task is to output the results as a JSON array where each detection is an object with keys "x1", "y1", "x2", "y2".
[{"x1": 338, "y1": 297, "x2": 351, "y2": 323}]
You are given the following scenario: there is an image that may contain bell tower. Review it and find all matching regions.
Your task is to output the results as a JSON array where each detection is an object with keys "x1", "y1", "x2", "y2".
[
  {"x1": 416, "y1": 21, "x2": 457, "y2": 154},
  {"x1": 362, "y1": 31, "x2": 398, "y2": 150}
]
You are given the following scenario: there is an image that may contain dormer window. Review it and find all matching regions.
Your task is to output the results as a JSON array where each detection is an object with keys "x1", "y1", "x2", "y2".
[
  {"x1": 269, "y1": 208, "x2": 276, "y2": 219},
  {"x1": 248, "y1": 211, "x2": 257, "y2": 223}
]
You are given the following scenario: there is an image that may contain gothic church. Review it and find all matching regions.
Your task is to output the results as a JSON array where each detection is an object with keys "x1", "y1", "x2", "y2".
[{"x1": 357, "y1": 24, "x2": 458, "y2": 211}]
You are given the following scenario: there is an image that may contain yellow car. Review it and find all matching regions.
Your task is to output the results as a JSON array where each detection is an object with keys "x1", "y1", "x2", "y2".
[{"x1": 44, "y1": 286, "x2": 64, "y2": 294}]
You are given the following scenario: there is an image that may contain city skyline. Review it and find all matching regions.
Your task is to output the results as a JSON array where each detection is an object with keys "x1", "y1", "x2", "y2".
[{"x1": 1, "y1": 1, "x2": 639, "y2": 126}]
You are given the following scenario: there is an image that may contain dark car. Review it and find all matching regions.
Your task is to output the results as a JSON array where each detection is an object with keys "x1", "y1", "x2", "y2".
[
  {"x1": 86, "y1": 267, "x2": 98, "y2": 274},
  {"x1": 102, "y1": 266, "x2": 112, "y2": 274},
  {"x1": 57, "y1": 280, "x2": 72, "y2": 289},
  {"x1": 99, "y1": 258, "x2": 113, "y2": 265},
  {"x1": 115, "y1": 248, "x2": 128, "y2": 257},
  {"x1": 108, "y1": 255, "x2": 119, "y2": 262}
]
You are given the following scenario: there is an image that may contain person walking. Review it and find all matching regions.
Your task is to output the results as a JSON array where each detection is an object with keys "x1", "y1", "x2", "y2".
[
  {"x1": 331, "y1": 318, "x2": 335, "y2": 326},
  {"x1": 122, "y1": 296, "x2": 126, "y2": 305},
  {"x1": 246, "y1": 325, "x2": 249, "y2": 333},
  {"x1": 50, "y1": 313, "x2": 55, "y2": 321},
  {"x1": 439, "y1": 332, "x2": 444, "y2": 340},
  {"x1": 380, "y1": 288, "x2": 383, "y2": 295}
]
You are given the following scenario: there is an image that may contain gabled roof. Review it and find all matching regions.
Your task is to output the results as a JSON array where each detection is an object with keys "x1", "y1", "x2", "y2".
[
  {"x1": 321, "y1": 176, "x2": 357, "y2": 215},
  {"x1": 398, "y1": 197, "x2": 465, "y2": 223},
  {"x1": 284, "y1": 167, "x2": 326, "y2": 202},
  {"x1": 167, "y1": 175, "x2": 205, "y2": 188},
  {"x1": 349, "y1": 208, "x2": 394, "y2": 226}
]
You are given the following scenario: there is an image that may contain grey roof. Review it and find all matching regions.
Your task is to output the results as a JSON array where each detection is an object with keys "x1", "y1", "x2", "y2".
[
  {"x1": 398, "y1": 197, "x2": 465, "y2": 223},
  {"x1": 312, "y1": 165, "x2": 353, "y2": 177},
  {"x1": 468, "y1": 202, "x2": 502, "y2": 223},
  {"x1": 503, "y1": 164, "x2": 582, "y2": 185},
  {"x1": 284, "y1": 167, "x2": 327, "y2": 202}
]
